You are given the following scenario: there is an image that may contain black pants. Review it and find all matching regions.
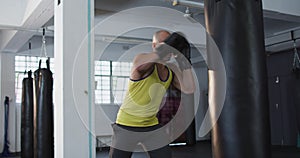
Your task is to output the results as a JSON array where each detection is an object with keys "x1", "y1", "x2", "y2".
[{"x1": 109, "y1": 124, "x2": 172, "y2": 158}]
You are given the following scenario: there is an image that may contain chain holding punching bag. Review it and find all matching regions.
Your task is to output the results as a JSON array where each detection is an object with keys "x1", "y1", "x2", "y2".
[
  {"x1": 34, "y1": 59, "x2": 54, "y2": 158},
  {"x1": 204, "y1": 0, "x2": 271, "y2": 158},
  {"x1": 21, "y1": 71, "x2": 34, "y2": 158}
]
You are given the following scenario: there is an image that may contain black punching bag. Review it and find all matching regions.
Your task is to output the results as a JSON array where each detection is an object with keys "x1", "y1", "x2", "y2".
[
  {"x1": 182, "y1": 93, "x2": 196, "y2": 145},
  {"x1": 2, "y1": 96, "x2": 10, "y2": 156},
  {"x1": 21, "y1": 71, "x2": 34, "y2": 158},
  {"x1": 34, "y1": 59, "x2": 54, "y2": 158},
  {"x1": 204, "y1": 0, "x2": 271, "y2": 158},
  {"x1": 294, "y1": 78, "x2": 300, "y2": 132},
  {"x1": 182, "y1": 44, "x2": 196, "y2": 145}
]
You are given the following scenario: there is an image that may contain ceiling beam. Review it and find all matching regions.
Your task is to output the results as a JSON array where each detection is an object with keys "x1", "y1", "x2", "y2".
[
  {"x1": 263, "y1": 10, "x2": 300, "y2": 23},
  {"x1": 0, "y1": 0, "x2": 54, "y2": 53},
  {"x1": 168, "y1": 0, "x2": 204, "y2": 9},
  {"x1": 0, "y1": 0, "x2": 26, "y2": 26}
]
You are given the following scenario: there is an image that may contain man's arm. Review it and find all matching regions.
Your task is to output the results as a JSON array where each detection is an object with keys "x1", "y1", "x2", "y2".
[
  {"x1": 130, "y1": 52, "x2": 160, "y2": 80},
  {"x1": 158, "y1": 31, "x2": 195, "y2": 93},
  {"x1": 167, "y1": 62, "x2": 195, "y2": 94},
  {"x1": 130, "y1": 42, "x2": 174, "y2": 80}
]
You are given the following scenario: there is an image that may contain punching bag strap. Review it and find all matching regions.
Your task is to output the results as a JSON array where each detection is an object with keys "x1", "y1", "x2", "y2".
[
  {"x1": 46, "y1": 58, "x2": 50, "y2": 70},
  {"x1": 291, "y1": 31, "x2": 300, "y2": 78},
  {"x1": 38, "y1": 59, "x2": 42, "y2": 70},
  {"x1": 28, "y1": 70, "x2": 32, "y2": 78}
]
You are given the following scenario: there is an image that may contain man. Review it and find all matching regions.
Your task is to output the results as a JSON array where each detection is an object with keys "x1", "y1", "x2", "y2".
[{"x1": 109, "y1": 30, "x2": 195, "y2": 158}]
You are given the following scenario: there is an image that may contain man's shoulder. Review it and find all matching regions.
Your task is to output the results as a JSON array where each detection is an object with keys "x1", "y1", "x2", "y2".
[{"x1": 166, "y1": 62, "x2": 178, "y2": 71}]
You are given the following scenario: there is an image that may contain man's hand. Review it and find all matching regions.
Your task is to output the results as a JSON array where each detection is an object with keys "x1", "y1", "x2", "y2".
[
  {"x1": 154, "y1": 43, "x2": 177, "y2": 59},
  {"x1": 175, "y1": 53, "x2": 192, "y2": 71}
]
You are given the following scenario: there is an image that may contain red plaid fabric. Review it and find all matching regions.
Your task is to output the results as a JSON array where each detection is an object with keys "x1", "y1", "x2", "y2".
[{"x1": 157, "y1": 96, "x2": 180, "y2": 125}]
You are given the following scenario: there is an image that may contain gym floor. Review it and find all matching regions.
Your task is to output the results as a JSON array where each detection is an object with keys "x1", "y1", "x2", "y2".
[
  {"x1": 1, "y1": 141, "x2": 299, "y2": 158},
  {"x1": 96, "y1": 141, "x2": 300, "y2": 158}
]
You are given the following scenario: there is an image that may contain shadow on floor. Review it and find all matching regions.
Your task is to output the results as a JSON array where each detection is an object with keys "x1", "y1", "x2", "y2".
[
  {"x1": 1, "y1": 141, "x2": 299, "y2": 158},
  {"x1": 97, "y1": 140, "x2": 300, "y2": 158}
]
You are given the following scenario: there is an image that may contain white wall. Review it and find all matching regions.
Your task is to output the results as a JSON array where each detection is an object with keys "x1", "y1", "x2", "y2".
[
  {"x1": 95, "y1": 104, "x2": 118, "y2": 136},
  {"x1": 54, "y1": 0, "x2": 95, "y2": 157},
  {"x1": 0, "y1": 0, "x2": 26, "y2": 26},
  {"x1": 0, "y1": 52, "x2": 18, "y2": 152},
  {"x1": 263, "y1": 0, "x2": 300, "y2": 17}
]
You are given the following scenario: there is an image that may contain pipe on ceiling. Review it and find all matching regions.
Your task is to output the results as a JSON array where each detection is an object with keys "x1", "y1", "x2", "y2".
[
  {"x1": 0, "y1": 25, "x2": 54, "y2": 33},
  {"x1": 167, "y1": 0, "x2": 204, "y2": 9}
]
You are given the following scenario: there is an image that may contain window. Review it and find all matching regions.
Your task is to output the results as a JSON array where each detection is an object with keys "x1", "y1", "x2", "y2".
[
  {"x1": 94, "y1": 61, "x2": 132, "y2": 104},
  {"x1": 15, "y1": 56, "x2": 54, "y2": 104},
  {"x1": 15, "y1": 56, "x2": 132, "y2": 105}
]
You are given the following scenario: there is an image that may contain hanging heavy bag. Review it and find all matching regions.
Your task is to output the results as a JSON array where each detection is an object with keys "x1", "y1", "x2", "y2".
[
  {"x1": 204, "y1": 0, "x2": 270, "y2": 158},
  {"x1": 2, "y1": 96, "x2": 10, "y2": 156},
  {"x1": 34, "y1": 59, "x2": 54, "y2": 158},
  {"x1": 21, "y1": 71, "x2": 34, "y2": 158}
]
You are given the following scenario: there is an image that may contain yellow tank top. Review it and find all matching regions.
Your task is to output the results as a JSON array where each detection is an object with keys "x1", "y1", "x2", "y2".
[{"x1": 116, "y1": 65, "x2": 173, "y2": 127}]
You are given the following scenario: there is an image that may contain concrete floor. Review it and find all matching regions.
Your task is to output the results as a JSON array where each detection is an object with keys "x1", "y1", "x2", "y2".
[
  {"x1": 96, "y1": 141, "x2": 300, "y2": 158},
  {"x1": 1, "y1": 141, "x2": 299, "y2": 158}
]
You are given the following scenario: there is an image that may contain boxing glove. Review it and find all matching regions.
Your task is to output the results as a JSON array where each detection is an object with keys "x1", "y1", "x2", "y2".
[
  {"x1": 165, "y1": 32, "x2": 191, "y2": 70},
  {"x1": 155, "y1": 43, "x2": 179, "y2": 59},
  {"x1": 155, "y1": 32, "x2": 190, "y2": 59},
  {"x1": 164, "y1": 32, "x2": 190, "y2": 55}
]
